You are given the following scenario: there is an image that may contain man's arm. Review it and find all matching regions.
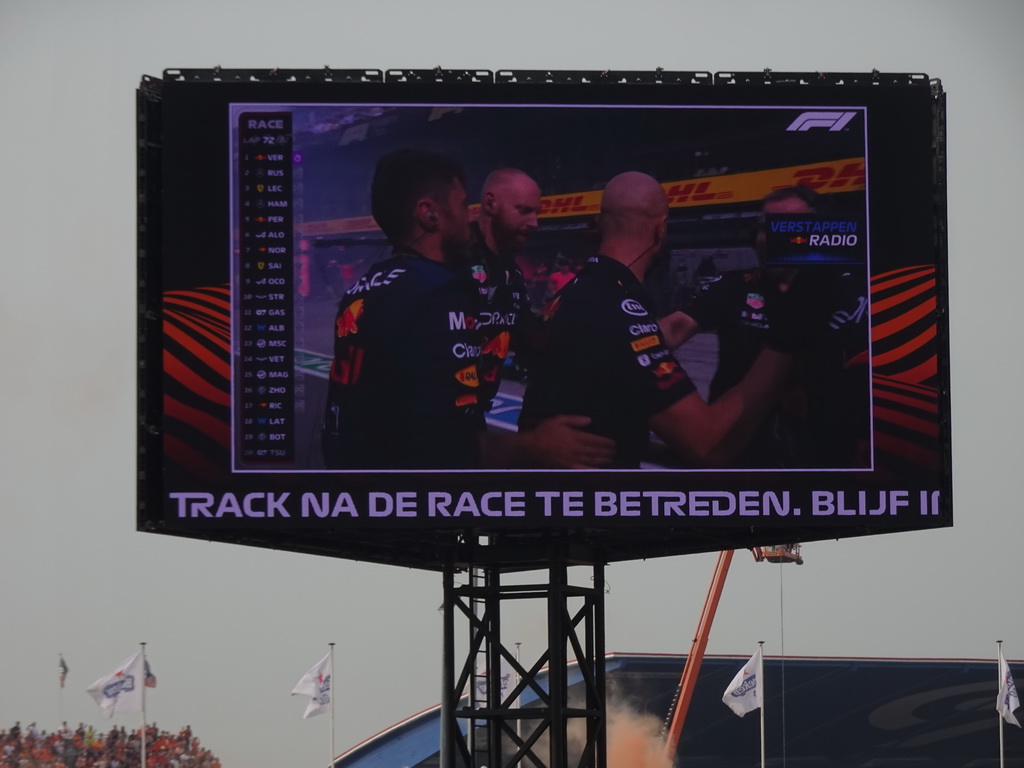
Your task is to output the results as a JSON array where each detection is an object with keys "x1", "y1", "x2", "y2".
[
  {"x1": 657, "y1": 310, "x2": 699, "y2": 349},
  {"x1": 648, "y1": 347, "x2": 792, "y2": 467},
  {"x1": 480, "y1": 415, "x2": 616, "y2": 469}
]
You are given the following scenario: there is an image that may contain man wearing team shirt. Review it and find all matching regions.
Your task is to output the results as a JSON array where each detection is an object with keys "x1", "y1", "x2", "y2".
[
  {"x1": 321, "y1": 148, "x2": 484, "y2": 469},
  {"x1": 321, "y1": 150, "x2": 613, "y2": 470},
  {"x1": 468, "y1": 168, "x2": 543, "y2": 407},
  {"x1": 519, "y1": 172, "x2": 795, "y2": 469},
  {"x1": 684, "y1": 186, "x2": 869, "y2": 467}
]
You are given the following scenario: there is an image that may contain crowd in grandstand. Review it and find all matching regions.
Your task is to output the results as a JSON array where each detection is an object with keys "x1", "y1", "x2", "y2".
[{"x1": 0, "y1": 722, "x2": 220, "y2": 768}]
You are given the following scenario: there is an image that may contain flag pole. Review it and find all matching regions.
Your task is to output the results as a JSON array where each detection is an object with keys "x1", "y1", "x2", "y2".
[
  {"x1": 758, "y1": 641, "x2": 766, "y2": 768},
  {"x1": 999, "y1": 640, "x2": 1005, "y2": 768},
  {"x1": 515, "y1": 642, "x2": 523, "y2": 743},
  {"x1": 329, "y1": 642, "x2": 336, "y2": 768},
  {"x1": 58, "y1": 653, "x2": 64, "y2": 725},
  {"x1": 140, "y1": 642, "x2": 148, "y2": 768}
]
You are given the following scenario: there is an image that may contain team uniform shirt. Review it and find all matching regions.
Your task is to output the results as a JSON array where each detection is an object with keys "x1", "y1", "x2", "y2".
[
  {"x1": 520, "y1": 255, "x2": 697, "y2": 468},
  {"x1": 467, "y1": 222, "x2": 535, "y2": 410},
  {"x1": 321, "y1": 252, "x2": 485, "y2": 469},
  {"x1": 686, "y1": 270, "x2": 785, "y2": 403},
  {"x1": 686, "y1": 267, "x2": 869, "y2": 467}
]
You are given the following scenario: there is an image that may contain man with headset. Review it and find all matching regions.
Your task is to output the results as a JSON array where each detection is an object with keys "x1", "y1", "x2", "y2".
[{"x1": 520, "y1": 172, "x2": 796, "y2": 468}]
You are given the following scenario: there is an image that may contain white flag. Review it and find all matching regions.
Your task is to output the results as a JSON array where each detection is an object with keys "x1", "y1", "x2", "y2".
[
  {"x1": 722, "y1": 648, "x2": 762, "y2": 717},
  {"x1": 472, "y1": 657, "x2": 516, "y2": 706},
  {"x1": 86, "y1": 651, "x2": 146, "y2": 718},
  {"x1": 292, "y1": 652, "x2": 332, "y2": 719},
  {"x1": 998, "y1": 646, "x2": 1021, "y2": 727}
]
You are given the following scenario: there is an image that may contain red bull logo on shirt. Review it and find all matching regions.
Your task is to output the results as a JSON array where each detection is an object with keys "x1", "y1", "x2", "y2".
[
  {"x1": 336, "y1": 299, "x2": 364, "y2": 337},
  {"x1": 653, "y1": 360, "x2": 687, "y2": 390},
  {"x1": 482, "y1": 331, "x2": 511, "y2": 360},
  {"x1": 541, "y1": 295, "x2": 562, "y2": 322}
]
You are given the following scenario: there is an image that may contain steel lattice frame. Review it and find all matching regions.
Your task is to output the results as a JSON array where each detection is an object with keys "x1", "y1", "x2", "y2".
[{"x1": 441, "y1": 561, "x2": 606, "y2": 768}]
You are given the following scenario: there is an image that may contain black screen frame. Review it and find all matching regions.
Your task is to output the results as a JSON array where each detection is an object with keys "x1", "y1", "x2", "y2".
[{"x1": 137, "y1": 69, "x2": 951, "y2": 571}]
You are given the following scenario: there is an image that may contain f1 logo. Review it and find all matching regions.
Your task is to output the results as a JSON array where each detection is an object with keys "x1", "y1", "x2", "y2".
[{"x1": 786, "y1": 111, "x2": 858, "y2": 131}]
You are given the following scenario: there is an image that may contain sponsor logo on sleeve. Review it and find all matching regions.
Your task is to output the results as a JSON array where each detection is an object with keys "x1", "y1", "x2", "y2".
[
  {"x1": 455, "y1": 365, "x2": 480, "y2": 388},
  {"x1": 620, "y1": 298, "x2": 648, "y2": 317},
  {"x1": 631, "y1": 334, "x2": 660, "y2": 352},
  {"x1": 452, "y1": 343, "x2": 482, "y2": 359},
  {"x1": 629, "y1": 322, "x2": 660, "y2": 336}
]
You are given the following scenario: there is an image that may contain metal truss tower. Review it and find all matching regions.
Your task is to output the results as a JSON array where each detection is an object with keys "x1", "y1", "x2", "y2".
[{"x1": 441, "y1": 560, "x2": 606, "y2": 768}]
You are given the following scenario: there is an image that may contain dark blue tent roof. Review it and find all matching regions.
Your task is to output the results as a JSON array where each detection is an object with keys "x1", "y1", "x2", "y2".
[{"x1": 335, "y1": 654, "x2": 1024, "y2": 768}]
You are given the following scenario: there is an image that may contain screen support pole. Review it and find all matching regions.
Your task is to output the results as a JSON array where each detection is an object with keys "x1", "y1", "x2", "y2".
[{"x1": 441, "y1": 554, "x2": 607, "y2": 768}]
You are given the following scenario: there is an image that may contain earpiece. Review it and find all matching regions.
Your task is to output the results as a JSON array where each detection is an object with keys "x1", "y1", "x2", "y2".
[{"x1": 426, "y1": 211, "x2": 438, "y2": 224}]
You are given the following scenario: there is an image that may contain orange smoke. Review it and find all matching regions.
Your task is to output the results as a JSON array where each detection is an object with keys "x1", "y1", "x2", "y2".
[
  {"x1": 606, "y1": 706, "x2": 674, "y2": 768},
  {"x1": 561, "y1": 699, "x2": 674, "y2": 768}
]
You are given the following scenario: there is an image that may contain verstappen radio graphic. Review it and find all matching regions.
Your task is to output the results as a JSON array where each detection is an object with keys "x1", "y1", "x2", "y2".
[{"x1": 764, "y1": 213, "x2": 866, "y2": 267}]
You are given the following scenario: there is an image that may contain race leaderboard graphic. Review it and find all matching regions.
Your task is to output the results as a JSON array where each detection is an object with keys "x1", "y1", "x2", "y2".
[
  {"x1": 138, "y1": 69, "x2": 951, "y2": 569},
  {"x1": 237, "y1": 113, "x2": 297, "y2": 464}
]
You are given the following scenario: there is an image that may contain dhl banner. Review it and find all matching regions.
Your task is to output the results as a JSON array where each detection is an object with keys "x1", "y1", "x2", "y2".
[{"x1": 295, "y1": 158, "x2": 865, "y2": 238}]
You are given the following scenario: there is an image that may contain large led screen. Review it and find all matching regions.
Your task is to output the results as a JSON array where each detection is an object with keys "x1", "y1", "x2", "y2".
[{"x1": 138, "y1": 70, "x2": 950, "y2": 568}]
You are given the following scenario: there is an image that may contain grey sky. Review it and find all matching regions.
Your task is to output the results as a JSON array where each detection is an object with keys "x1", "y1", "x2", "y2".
[{"x1": 2, "y1": 1, "x2": 1022, "y2": 766}]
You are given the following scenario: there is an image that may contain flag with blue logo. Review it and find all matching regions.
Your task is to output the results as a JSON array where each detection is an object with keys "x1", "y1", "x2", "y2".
[
  {"x1": 292, "y1": 652, "x2": 332, "y2": 719},
  {"x1": 473, "y1": 658, "x2": 515, "y2": 707},
  {"x1": 998, "y1": 646, "x2": 1021, "y2": 727},
  {"x1": 86, "y1": 651, "x2": 145, "y2": 718},
  {"x1": 722, "y1": 647, "x2": 761, "y2": 717}
]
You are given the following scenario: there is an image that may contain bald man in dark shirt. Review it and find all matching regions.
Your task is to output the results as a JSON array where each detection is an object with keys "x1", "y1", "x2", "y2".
[{"x1": 521, "y1": 172, "x2": 794, "y2": 468}]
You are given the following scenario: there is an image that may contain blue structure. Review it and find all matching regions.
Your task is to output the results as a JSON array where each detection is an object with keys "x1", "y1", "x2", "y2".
[{"x1": 335, "y1": 654, "x2": 1024, "y2": 768}]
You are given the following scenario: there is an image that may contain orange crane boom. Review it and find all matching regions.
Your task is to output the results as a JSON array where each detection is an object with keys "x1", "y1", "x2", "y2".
[{"x1": 662, "y1": 550, "x2": 734, "y2": 762}]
